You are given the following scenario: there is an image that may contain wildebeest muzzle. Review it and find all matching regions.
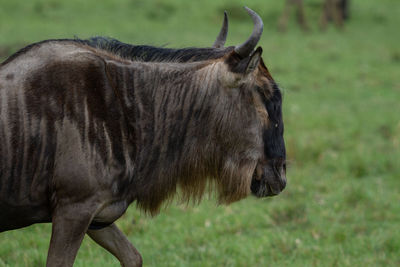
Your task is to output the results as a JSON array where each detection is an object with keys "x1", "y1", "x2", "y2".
[{"x1": 251, "y1": 159, "x2": 287, "y2": 197}]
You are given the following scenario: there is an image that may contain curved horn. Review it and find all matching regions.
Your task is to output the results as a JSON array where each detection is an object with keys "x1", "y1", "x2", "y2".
[
  {"x1": 234, "y1": 7, "x2": 264, "y2": 58},
  {"x1": 212, "y1": 11, "x2": 228, "y2": 48}
]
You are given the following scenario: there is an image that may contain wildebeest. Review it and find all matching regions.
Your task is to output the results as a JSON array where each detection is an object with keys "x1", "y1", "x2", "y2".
[
  {"x1": 320, "y1": 0, "x2": 350, "y2": 30},
  {"x1": 278, "y1": 0, "x2": 350, "y2": 31},
  {"x1": 0, "y1": 7, "x2": 286, "y2": 266},
  {"x1": 278, "y1": 0, "x2": 309, "y2": 32}
]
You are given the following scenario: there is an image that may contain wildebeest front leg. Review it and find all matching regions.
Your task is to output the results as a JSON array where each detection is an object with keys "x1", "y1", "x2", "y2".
[
  {"x1": 87, "y1": 223, "x2": 142, "y2": 267},
  {"x1": 46, "y1": 203, "x2": 97, "y2": 267}
]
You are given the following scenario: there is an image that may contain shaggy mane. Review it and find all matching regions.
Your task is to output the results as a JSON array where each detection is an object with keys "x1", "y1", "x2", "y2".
[
  {"x1": 1, "y1": 37, "x2": 234, "y2": 66},
  {"x1": 80, "y1": 36, "x2": 233, "y2": 62}
]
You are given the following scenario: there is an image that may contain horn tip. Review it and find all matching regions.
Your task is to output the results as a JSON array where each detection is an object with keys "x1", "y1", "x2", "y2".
[{"x1": 243, "y1": 6, "x2": 254, "y2": 14}]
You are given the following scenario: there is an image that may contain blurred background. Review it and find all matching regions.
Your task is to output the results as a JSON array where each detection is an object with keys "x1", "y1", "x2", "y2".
[{"x1": 0, "y1": 0, "x2": 399, "y2": 266}]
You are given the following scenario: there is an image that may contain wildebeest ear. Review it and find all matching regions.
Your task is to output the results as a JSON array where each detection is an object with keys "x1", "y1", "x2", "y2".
[
  {"x1": 244, "y1": 47, "x2": 263, "y2": 74},
  {"x1": 229, "y1": 47, "x2": 263, "y2": 74}
]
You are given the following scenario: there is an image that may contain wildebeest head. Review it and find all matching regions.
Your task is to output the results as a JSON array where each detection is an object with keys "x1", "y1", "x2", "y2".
[
  {"x1": 217, "y1": 7, "x2": 287, "y2": 199},
  {"x1": 248, "y1": 63, "x2": 287, "y2": 198}
]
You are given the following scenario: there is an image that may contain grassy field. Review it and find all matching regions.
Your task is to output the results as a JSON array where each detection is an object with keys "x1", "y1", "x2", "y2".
[{"x1": 1, "y1": 0, "x2": 400, "y2": 266}]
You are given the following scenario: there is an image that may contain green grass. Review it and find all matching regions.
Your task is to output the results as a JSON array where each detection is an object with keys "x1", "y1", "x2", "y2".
[{"x1": 1, "y1": 0, "x2": 400, "y2": 266}]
